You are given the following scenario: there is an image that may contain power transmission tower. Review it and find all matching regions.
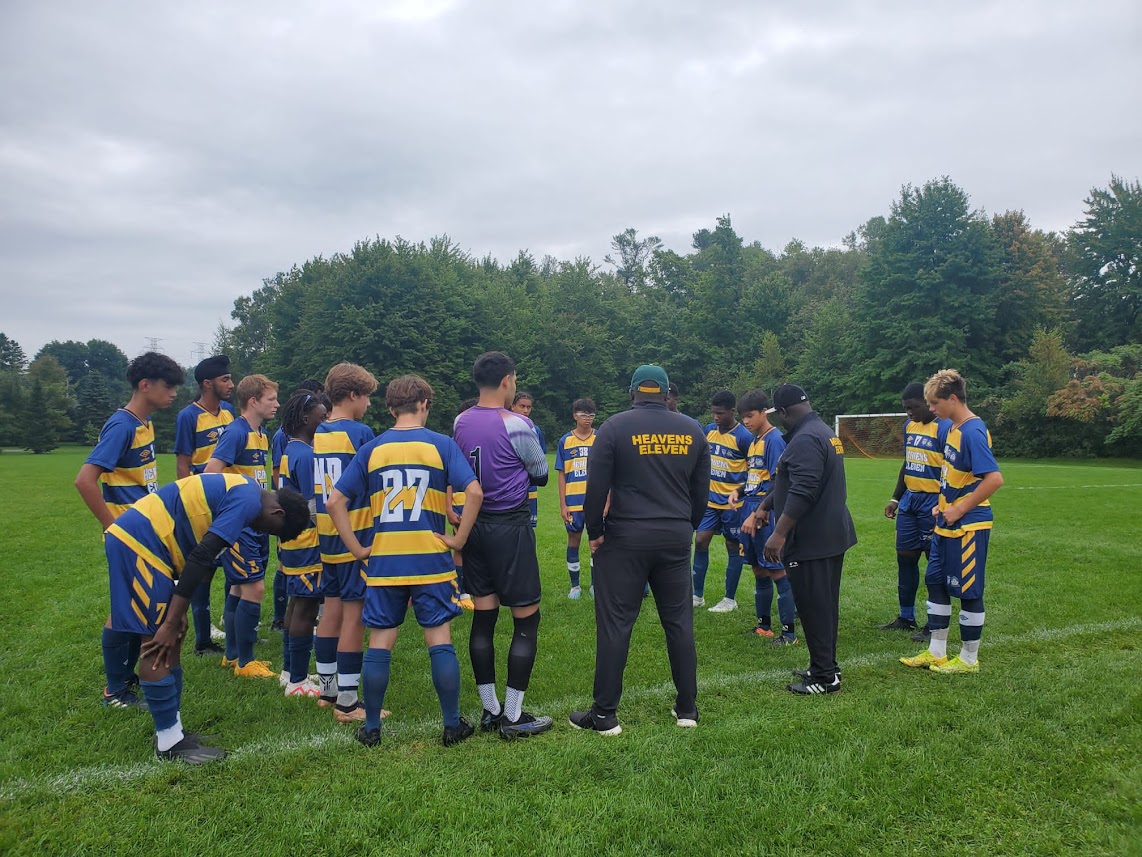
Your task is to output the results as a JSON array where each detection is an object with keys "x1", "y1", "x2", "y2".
[
  {"x1": 145, "y1": 337, "x2": 163, "y2": 353},
  {"x1": 192, "y1": 342, "x2": 208, "y2": 364}
]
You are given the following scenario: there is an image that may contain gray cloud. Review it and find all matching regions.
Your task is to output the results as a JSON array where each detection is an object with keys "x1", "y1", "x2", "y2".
[{"x1": 1, "y1": 0, "x2": 1139, "y2": 364}]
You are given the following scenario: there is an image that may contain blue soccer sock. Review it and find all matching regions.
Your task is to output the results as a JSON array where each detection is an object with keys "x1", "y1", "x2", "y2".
[
  {"x1": 141, "y1": 673, "x2": 183, "y2": 752},
  {"x1": 272, "y1": 569, "x2": 287, "y2": 624},
  {"x1": 774, "y1": 575, "x2": 796, "y2": 630},
  {"x1": 429, "y1": 643, "x2": 462, "y2": 729},
  {"x1": 337, "y1": 650, "x2": 364, "y2": 708},
  {"x1": 692, "y1": 548, "x2": 709, "y2": 598},
  {"x1": 959, "y1": 597, "x2": 985, "y2": 664},
  {"x1": 223, "y1": 593, "x2": 240, "y2": 660},
  {"x1": 101, "y1": 627, "x2": 133, "y2": 694},
  {"x1": 314, "y1": 636, "x2": 338, "y2": 696},
  {"x1": 126, "y1": 633, "x2": 141, "y2": 678},
  {"x1": 754, "y1": 576, "x2": 774, "y2": 627},
  {"x1": 288, "y1": 632, "x2": 315, "y2": 684},
  {"x1": 724, "y1": 547, "x2": 744, "y2": 601},
  {"x1": 235, "y1": 599, "x2": 261, "y2": 666},
  {"x1": 567, "y1": 546, "x2": 581, "y2": 587},
  {"x1": 361, "y1": 648, "x2": 392, "y2": 732},
  {"x1": 898, "y1": 553, "x2": 921, "y2": 621},
  {"x1": 190, "y1": 581, "x2": 212, "y2": 648},
  {"x1": 281, "y1": 627, "x2": 290, "y2": 677},
  {"x1": 171, "y1": 665, "x2": 184, "y2": 699}
]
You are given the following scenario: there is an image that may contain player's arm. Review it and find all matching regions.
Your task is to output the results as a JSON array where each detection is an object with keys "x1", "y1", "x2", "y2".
[
  {"x1": 445, "y1": 486, "x2": 460, "y2": 526},
  {"x1": 557, "y1": 469, "x2": 571, "y2": 523},
  {"x1": 203, "y1": 458, "x2": 225, "y2": 474},
  {"x1": 173, "y1": 411, "x2": 195, "y2": 480},
  {"x1": 205, "y1": 423, "x2": 241, "y2": 474},
  {"x1": 74, "y1": 463, "x2": 116, "y2": 530},
  {"x1": 764, "y1": 439, "x2": 825, "y2": 563},
  {"x1": 140, "y1": 533, "x2": 229, "y2": 668},
  {"x1": 176, "y1": 455, "x2": 193, "y2": 480},
  {"x1": 326, "y1": 488, "x2": 369, "y2": 562},
  {"x1": 511, "y1": 420, "x2": 550, "y2": 486},
  {"x1": 886, "y1": 464, "x2": 906, "y2": 518},
  {"x1": 941, "y1": 471, "x2": 1004, "y2": 525},
  {"x1": 438, "y1": 480, "x2": 482, "y2": 551}
]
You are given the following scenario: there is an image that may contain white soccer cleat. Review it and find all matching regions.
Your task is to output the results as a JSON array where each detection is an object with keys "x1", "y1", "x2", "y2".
[
  {"x1": 692, "y1": 596, "x2": 706, "y2": 608},
  {"x1": 708, "y1": 598, "x2": 738, "y2": 613},
  {"x1": 210, "y1": 624, "x2": 225, "y2": 642},
  {"x1": 285, "y1": 679, "x2": 321, "y2": 698},
  {"x1": 568, "y1": 586, "x2": 582, "y2": 600}
]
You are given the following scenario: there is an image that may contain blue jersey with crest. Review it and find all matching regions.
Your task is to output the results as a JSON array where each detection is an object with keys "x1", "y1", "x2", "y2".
[
  {"x1": 903, "y1": 418, "x2": 952, "y2": 495},
  {"x1": 742, "y1": 426, "x2": 784, "y2": 505},
  {"x1": 554, "y1": 430, "x2": 596, "y2": 513},
  {"x1": 173, "y1": 401, "x2": 236, "y2": 474},
  {"x1": 278, "y1": 439, "x2": 320, "y2": 575},
  {"x1": 87, "y1": 409, "x2": 159, "y2": 520},
  {"x1": 314, "y1": 419, "x2": 376, "y2": 564},
  {"x1": 936, "y1": 417, "x2": 999, "y2": 537},
  {"x1": 704, "y1": 422, "x2": 754, "y2": 509}
]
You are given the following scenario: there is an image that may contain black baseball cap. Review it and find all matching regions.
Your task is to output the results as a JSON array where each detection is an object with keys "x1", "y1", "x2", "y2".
[{"x1": 766, "y1": 384, "x2": 808, "y2": 414}]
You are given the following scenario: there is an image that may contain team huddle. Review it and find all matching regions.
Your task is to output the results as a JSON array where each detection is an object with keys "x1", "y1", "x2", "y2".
[{"x1": 76, "y1": 347, "x2": 1002, "y2": 763}]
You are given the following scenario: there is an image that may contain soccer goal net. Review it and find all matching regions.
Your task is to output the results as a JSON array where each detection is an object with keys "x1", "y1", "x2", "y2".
[{"x1": 834, "y1": 413, "x2": 907, "y2": 459}]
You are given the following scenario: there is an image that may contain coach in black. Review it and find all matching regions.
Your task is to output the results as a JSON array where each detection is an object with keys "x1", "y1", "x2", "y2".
[
  {"x1": 569, "y1": 365, "x2": 710, "y2": 736},
  {"x1": 759, "y1": 384, "x2": 857, "y2": 695}
]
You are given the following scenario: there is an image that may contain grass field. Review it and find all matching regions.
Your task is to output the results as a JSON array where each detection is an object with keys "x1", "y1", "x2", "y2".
[{"x1": 0, "y1": 448, "x2": 1139, "y2": 856}]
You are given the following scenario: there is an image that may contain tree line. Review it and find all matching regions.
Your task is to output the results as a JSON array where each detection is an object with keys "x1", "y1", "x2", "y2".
[{"x1": 1, "y1": 174, "x2": 1138, "y2": 457}]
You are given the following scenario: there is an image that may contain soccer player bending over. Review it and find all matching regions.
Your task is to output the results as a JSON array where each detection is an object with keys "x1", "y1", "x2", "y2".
[
  {"x1": 126, "y1": 475, "x2": 308, "y2": 762},
  {"x1": 901, "y1": 370, "x2": 1002, "y2": 675},
  {"x1": 326, "y1": 375, "x2": 483, "y2": 747},
  {"x1": 205, "y1": 374, "x2": 280, "y2": 677},
  {"x1": 555, "y1": 398, "x2": 598, "y2": 599},
  {"x1": 734, "y1": 391, "x2": 796, "y2": 644},
  {"x1": 75, "y1": 351, "x2": 184, "y2": 709},
  {"x1": 277, "y1": 390, "x2": 328, "y2": 697}
]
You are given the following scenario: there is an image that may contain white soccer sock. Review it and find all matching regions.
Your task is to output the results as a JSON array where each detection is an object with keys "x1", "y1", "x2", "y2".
[
  {"x1": 568, "y1": 562, "x2": 581, "y2": 573},
  {"x1": 156, "y1": 721, "x2": 185, "y2": 752},
  {"x1": 504, "y1": 687, "x2": 525, "y2": 723},
  {"x1": 959, "y1": 639, "x2": 981, "y2": 665},
  {"x1": 477, "y1": 683, "x2": 501, "y2": 716},
  {"x1": 929, "y1": 628, "x2": 949, "y2": 659}
]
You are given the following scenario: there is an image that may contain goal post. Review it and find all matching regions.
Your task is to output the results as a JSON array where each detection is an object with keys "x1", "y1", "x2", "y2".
[{"x1": 834, "y1": 413, "x2": 907, "y2": 460}]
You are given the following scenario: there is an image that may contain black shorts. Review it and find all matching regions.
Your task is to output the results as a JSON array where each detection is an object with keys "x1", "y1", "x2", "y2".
[{"x1": 462, "y1": 503, "x2": 541, "y2": 607}]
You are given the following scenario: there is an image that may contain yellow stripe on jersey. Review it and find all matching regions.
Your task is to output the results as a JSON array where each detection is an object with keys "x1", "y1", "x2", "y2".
[
  {"x1": 366, "y1": 570, "x2": 457, "y2": 587},
  {"x1": 371, "y1": 530, "x2": 449, "y2": 556},
  {"x1": 315, "y1": 432, "x2": 360, "y2": 455},
  {"x1": 368, "y1": 440, "x2": 444, "y2": 471},
  {"x1": 105, "y1": 524, "x2": 174, "y2": 577},
  {"x1": 316, "y1": 506, "x2": 374, "y2": 537}
]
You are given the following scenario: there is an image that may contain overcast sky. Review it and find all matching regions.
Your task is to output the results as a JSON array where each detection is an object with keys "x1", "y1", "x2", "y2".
[{"x1": 1, "y1": 1, "x2": 1139, "y2": 366}]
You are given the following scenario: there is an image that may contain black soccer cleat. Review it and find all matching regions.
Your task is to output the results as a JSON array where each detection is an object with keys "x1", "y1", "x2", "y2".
[
  {"x1": 911, "y1": 627, "x2": 932, "y2": 643},
  {"x1": 442, "y1": 717, "x2": 475, "y2": 747},
  {"x1": 102, "y1": 688, "x2": 148, "y2": 711},
  {"x1": 270, "y1": 619, "x2": 285, "y2": 633},
  {"x1": 792, "y1": 668, "x2": 843, "y2": 682},
  {"x1": 354, "y1": 726, "x2": 381, "y2": 748},
  {"x1": 194, "y1": 641, "x2": 225, "y2": 656},
  {"x1": 568, "y1": 706, "x2": 622, "y2": 736},
  {"x1": 500, "y1": 711, "x2": 554, "y2": 740},
  {"x1": 156, "y1": 734, "x2": 227, "y2": 764},
  {"x1": 787, "y1": 676, "x2": 842, "y2": 695},
  {"x1": 479, "y1": 709, "x2": 503, "y2": 732},
  {"x1": 879, "y1": 616, "x2": 919, "y2": 631}
]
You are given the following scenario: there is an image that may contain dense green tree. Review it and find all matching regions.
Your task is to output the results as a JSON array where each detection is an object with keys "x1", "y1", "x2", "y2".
[
  {"x1": 0, "y1": 333, "x2": 27, "y2": 373},
  {"x1": 24, "y1": 356, "x2": 75, "y2": 453},
  {"x1": 605, "y1": 228, "x2": 662, "y2": 293}
]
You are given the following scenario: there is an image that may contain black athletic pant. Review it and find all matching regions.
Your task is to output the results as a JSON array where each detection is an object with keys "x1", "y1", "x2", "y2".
[
  {"x1": 785, "y1": 553, "x2": 845, "y2": 683},
  {"x1": 592, "y1": 537, "x2": 697, "y2": 716}
]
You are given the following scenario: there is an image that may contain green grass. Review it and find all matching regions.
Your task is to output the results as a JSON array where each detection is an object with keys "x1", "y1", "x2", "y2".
[{"x1": 0, "y1": 450, "x2": 1139, "y2": 856}]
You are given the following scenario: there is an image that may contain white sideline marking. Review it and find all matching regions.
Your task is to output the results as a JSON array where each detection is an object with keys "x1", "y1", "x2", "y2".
[{"x1": 2, "y1": 616, "x2": 1138, "y2": 800}]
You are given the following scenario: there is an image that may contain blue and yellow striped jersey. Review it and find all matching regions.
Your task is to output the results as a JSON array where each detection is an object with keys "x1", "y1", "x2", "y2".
[
  {"x1": 271, "y1": 427, "x2": 289, "y2": 472},
  {"x1": 173, "y1": 401, "x2": 235, "y2": 474},
  {"x1": 936, "y1": 417, "x2": 999, "y2": 537},
  {"x1": 743, "y1": 426, "x2": 785, "y2": 503},
  {"x1": 86, "y1": 409, "x2": 159, "y2": 520},
  {"x1": 278, "y1": 439, "x2": 320, "y2": 575},
  {"x1": 903, "y1": 418, "x2": 952, "y2": 494},
  {"x1": 704, "y1": 422, "x2": 754, "y2": 509},
  {"x1": 554, "y1": 430, "x2": 596, "y2": 513},
  {"x1": 334, "y1": 427, "x2": 477, "y2": 586},
  {"x1": 211, "y1": 416, "x2": 270, "y2": 488},
  {"x1": 106, "y1": 474, "x2": 264, "y2": 577},
  {"x1": 314, "y1": 419, "x2": 376, "y2": 565}
]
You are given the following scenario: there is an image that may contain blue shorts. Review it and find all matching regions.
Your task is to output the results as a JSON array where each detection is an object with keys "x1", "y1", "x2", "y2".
[
  {"x1": 737, "y1": 503, "x2": 782, "y2": 570},
  {"x1": 285, "y1": 569, "x2": 325, "y2": 599},
  {"x1": 896, "y1": 491, "x2": 938, "y2": 552},
  {"x1": 221, "y1": 531, "x2": 268, "y2": 586},
  {"x1": 926, "y1": 528, "x2": 989, "y2": 600},
  {"x1": 565, "y1": 510, "x2": 585, "y2": 533},
  {"x1": 698, "y1": 506, "x2": 741, "y2": 542},
  {"x1": 106, "y1": 532, "x2": 175, "y2": 636},
  {"x1": 363, "y1": 578, "x2": 463, "y2": 630},
  {"x1": 323, "y1": 560, "x2": 367, "y2": 602}
]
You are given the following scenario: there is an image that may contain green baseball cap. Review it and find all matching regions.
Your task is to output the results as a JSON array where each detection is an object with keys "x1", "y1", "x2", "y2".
[{"x1": 630, "y1": 364, "x2": 669, "y2": 394}]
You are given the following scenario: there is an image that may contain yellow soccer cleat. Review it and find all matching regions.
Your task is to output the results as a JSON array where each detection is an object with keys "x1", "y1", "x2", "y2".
[
  {"x1": 220, "y1": 656, "x2": 238, "y2": 668},
  {"x1": 458, "y1": 595, "x2": 475, "y2": 611},
  {"x1": 929, "y1": 655, "x2": 980, "y2": 674},
  {"x1": 899, "y1": 650, "x2": 948, "y2": 669},
  {"x1": 234, "y1": 660, "x2": 276, "y2": 679}
]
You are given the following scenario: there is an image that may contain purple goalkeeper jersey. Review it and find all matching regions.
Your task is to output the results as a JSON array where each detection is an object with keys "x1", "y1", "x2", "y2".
[{"x1": 453, "y1": 405, "x2": 548, "y2": 511}]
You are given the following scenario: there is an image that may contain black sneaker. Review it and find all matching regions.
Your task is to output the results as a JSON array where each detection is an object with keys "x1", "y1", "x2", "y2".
[
  {"x1": 270, "y1": 619, "x2": 285, "y2": 632},
  {"x1": 500, "y1": 710, "x2": 554, "y2": 739},
  {"x1": 156, "y1": 735, "x2": 227, "y2": 764},
  {"x1": 911, "y1": 627, "x2": 932, "y2": 643},
  {"x1": 879, "y1": 616, "x2": 919, "y2": 631},
  {"x1": 354, "y1": 726, "x2": 381, "y2": 747},
  {"x1": 102, "y1": 687, "x2": 149, "y2": 710},
  {"x1": 442, "y1": 717, "x2": 475, "y2": 747},
  {"x1": 772, "y1": 634, "x2": 799, "y2": 646},
  {"x1": 568, "y1": 706, "x2": 622, "y2": 736},
  {"x1": 479, "y1": 709, "x2": 503, "y2": 732},
  {"x1": 792, "y1": 668, "x2": 843, "y2": 682},
  {"x1": 194, "y1": 641, "x2": 225, "y2": 656},
  {"x1": 787, "y1": 676, "x2": 842, "y2": 695}
]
